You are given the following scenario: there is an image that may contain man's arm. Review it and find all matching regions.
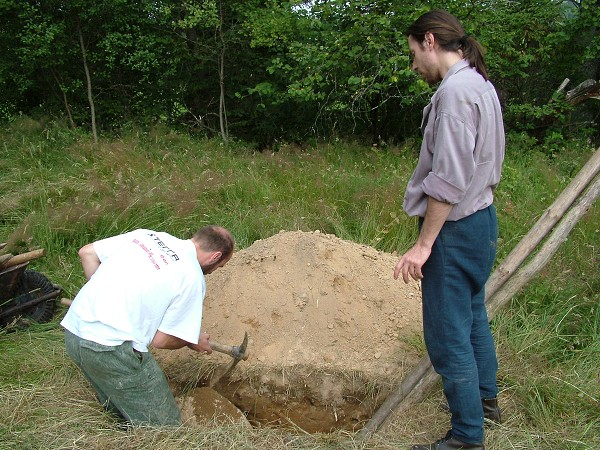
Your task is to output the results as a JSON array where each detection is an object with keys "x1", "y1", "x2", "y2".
[
  {"x1": 151, "y1": 330, "x2": 212, "y2": 353},
  {"x1": 79, "y1": 243, "x2": 101, "y2": 281},
  {"x1": 394, "y1": 197, "x2": 453, "y2": 283}
]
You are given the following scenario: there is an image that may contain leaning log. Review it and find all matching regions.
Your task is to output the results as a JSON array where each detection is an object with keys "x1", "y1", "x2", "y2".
[
  {"x1": 0, "y1": 249, "x2": 45, "y2": 269},
  {"x1": 487, "y1": 173, "x2": 600, "y2": 318},
  {"x1": 358, "y1": 148, "x2": 600, "y2": 438},
  {"x1": 486, "y1": 147, "x2": 600, "y2": 300},
  {"x1": 566, "y1": 79, "x2": 600, "y2": 106}
]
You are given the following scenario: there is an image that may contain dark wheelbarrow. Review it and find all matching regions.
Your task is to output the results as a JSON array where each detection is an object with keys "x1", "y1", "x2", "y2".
[{"x1": 0, "y1": 258, "x2": 62, "y2": 328}]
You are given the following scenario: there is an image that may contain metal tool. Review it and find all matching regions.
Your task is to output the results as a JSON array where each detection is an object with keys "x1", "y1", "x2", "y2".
[{"x1": 209, "y1": 331, "x2": 249, "y2": 387}]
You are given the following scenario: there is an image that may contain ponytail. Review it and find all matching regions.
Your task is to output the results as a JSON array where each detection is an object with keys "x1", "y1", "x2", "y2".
[{"x1": 460, "y1": 34, "x2": 488, "y2": 81}]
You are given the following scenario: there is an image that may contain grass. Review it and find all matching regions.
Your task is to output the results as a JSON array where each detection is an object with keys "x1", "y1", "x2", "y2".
[{"x1": 0, "y1": 117, "x2": 598, "y2": 449}]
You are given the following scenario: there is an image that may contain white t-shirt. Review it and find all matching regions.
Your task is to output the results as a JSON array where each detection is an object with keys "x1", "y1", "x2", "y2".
[{"x1": 61, "y1": 229, "x2": 206, "y2": 352}]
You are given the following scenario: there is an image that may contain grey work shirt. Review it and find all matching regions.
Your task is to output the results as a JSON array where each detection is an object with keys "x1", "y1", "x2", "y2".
[{"x1": 403, "y1": 59, "x2": 505, "y2": 221}]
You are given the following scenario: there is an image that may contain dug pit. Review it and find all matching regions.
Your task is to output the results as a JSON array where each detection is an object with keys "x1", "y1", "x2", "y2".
[{"x1": 154, "y1": 230, "x2": 424, "y2": 432}]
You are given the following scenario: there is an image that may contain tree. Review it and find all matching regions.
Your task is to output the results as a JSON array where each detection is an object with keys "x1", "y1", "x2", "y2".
[
  {"x1": 242, "y1": 0, "x2": 429, "y2": 144},
  {"x1": 0, "y1": 0, "x2": 596, "y2": 146}
]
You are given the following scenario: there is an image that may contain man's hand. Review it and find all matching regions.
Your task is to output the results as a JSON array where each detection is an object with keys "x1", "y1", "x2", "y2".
[
  {"x1": 187, "y1": 331, "x2": 212, "y2": 354},
  {"x1": 393, "y1": 243, "x2": 431, "y2": 283},
  {"x1": 393, "y1": 197, "x2": 453, "y2": 284}
]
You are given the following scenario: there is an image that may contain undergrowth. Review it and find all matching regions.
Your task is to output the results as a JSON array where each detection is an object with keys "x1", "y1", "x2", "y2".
[{"x1": 0, "y1": 118, "x2": 598, "y2": 449}]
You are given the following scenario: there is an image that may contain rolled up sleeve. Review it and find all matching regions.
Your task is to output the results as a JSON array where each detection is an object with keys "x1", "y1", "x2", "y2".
[{"x1": 422, "y1": 112, "x2": 476, "y2": 205}]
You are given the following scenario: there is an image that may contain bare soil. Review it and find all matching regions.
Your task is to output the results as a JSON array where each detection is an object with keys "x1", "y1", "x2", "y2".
[{"x1": 155, "y1": 230, "x2": 424, "y2": 433}]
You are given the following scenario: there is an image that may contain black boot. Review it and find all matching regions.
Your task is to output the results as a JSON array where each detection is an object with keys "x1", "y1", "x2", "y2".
[
  {"x1": 482, "y1": 398, "x2": 501, "y2": 424},
  {"x1": 440, "y1": 398, "x2": 502, "y2": 425},
  {"x1": 411, "y1": 430, "x2": 484, "y2": 450}
]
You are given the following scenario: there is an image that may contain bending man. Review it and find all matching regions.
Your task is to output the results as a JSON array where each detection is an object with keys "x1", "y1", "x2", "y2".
[{"x1": 61, "y1": 225, "x2": 234, "y2": 426}]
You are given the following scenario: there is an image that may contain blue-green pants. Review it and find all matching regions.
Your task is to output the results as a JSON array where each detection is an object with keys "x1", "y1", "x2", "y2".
[
  {"x1": 420, "y1": 205, "x2": 499, "y2": 443},
  {"x1": 64, "y1": 329, "x2": 181, "y2": 426}
]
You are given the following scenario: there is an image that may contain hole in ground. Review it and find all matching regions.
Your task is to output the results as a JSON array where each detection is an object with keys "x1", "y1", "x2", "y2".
[{"x1": 175, "y1": 365, "x2": 385, "y2": 433}]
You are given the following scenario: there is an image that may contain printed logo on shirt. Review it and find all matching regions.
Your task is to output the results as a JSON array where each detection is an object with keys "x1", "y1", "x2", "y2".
[
  {"x1": 131, "y1": 234, "x2": 180, "y2": 271},
  {"x1": 132, "y1": 238, "x2": 162, "y2": 270},
  {"x1": 147, "y1": 233, "x2": 180, "y2": 262}
]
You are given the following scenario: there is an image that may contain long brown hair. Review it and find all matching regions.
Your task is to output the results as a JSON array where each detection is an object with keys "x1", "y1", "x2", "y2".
[{"x1": 406, "y1": 10, "x2": 489, "y2": 81}]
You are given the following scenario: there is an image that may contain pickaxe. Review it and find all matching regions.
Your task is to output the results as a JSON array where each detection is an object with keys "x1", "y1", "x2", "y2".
[{"x1": 209, "y1": 331, "x2": 249, "y2": 387}]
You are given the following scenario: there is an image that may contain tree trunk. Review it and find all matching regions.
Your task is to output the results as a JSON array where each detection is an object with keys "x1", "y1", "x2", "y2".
[
  {"x1": 77, "y1": 17, "x2": 97, "y2": 144},
  {"x1": 51, "y1": 70, "x2": 76, "y2": 129},
  {"x1": 218, "y1": 47, "x2": 228, "y2": 144},
  {"x1": 218, "y1": 2, "x2": 228, "y2": 145}
]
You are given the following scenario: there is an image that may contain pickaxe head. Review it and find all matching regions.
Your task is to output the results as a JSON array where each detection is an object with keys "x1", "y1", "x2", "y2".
[
  {"x1": 230, "y1": 331, "x2": 249, "y2": 361},
  {"x1": 210, "y1": 331, "x2": 250, "y2": 361},
  {"x1": 208, "y1": 331, "x2": 250, "y2": 388}
]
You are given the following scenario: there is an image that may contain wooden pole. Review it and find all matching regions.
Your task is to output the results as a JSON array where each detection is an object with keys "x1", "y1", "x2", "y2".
[
  {"x1": 486, "y1": 147, "x2": 600, "y2": 300},
  {"x1": 0, "y1": 249, "x2": 45, "y2": 269},
  {"x1": 487, "y1": 173, "x2": 600, "y2": 318},
  {"x1": 0, "y1": 254, "x2": 13, "y2": 266},
  {"x1": 358, "y1": 149, "x2": 600, "y2": 439}
]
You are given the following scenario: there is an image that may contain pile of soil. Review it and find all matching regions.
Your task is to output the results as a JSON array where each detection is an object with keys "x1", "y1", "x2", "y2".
[{"x1": 155, "y1": 230, "x2": 424, "y2": 432}]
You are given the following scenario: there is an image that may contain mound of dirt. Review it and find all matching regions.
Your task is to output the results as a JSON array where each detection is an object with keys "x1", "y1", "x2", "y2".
[{"x1": 156, "y1": 230, "x2": 424, "y2": 432}]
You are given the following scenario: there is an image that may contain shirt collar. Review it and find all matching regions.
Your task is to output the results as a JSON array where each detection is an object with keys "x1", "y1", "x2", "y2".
[{"x1": 439, "y1": 59, "x2": 470, "y2": 89}]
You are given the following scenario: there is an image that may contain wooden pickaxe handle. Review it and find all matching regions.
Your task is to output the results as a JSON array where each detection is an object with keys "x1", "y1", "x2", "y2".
[
  {"x1": 208, "y1": 331, "x2": 250, "y2": 387},
  {"x1": 210, "y1": 339, "x2": 249, "y2": 361},
  {"x1": 210, "y1": 331, "x2": 249, "y2": 360}
]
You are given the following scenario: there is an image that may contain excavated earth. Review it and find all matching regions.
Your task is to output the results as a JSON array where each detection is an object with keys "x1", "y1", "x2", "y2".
[{"x1": 154, "y1": 230, "x2": 424, "y2": 433}]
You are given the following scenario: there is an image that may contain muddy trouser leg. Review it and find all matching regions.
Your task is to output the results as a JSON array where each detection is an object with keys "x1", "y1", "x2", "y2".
[
  {"x1": 420, "y1": 206, "x2": 498, "y2": 444},
  {"x1": 64, "y1": 330, "x2": 181, "y2": 426}
]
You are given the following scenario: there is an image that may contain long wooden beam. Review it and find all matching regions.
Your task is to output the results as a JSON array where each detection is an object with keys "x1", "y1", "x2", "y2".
[
  {"x1": 486, "y1": 148, "x2": 600, "y2": 300},
  {"x1": 0, "y1": 249, "x2": 45, "y2": 269}
]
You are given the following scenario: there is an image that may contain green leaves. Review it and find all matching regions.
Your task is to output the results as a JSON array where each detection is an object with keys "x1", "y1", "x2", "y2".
[
  {"x1": 174, "y1": 1, "x2": 219, "y2": 29},
  {"x1": 0, "y1": 0, "x2": 596, "y2": 147}
]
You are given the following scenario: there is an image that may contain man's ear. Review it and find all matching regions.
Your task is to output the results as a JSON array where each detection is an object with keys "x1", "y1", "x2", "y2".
[
  {"x1": 424, "y1": 31, "x2": 435, "y2": 49},
  {"x1": 209, "y1": 251, "x2": 223, "y2": 263}
]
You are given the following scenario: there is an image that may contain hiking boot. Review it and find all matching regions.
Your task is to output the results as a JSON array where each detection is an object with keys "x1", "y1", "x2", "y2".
[
  {"x1": 411, "y1": 430, "x2": 484, "y2": 450},
  {"x1": 439, "y1": 398, "x2": 502, "y2": 425},
  {"x1": 482, "y1": 398, "x2": 501, "y2": 424}
]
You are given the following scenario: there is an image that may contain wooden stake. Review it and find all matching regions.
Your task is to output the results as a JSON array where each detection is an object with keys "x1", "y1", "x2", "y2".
[
  {"x1": 486, "y1": 147, "x2": 600, "y2": 300},
  {"x1": 0, "y1": 249, "x2": 45, "y2": 269}
]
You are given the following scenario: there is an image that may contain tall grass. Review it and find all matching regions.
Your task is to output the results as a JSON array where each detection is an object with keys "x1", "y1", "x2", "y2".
[{"x1": 0, "y1": 118, "x2": 598, "y2": 449}]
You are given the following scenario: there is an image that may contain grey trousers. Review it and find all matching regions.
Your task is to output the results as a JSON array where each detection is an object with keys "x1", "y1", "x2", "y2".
[{"x1": 64, "y1": 329, "x2": 181, "y2": 426}]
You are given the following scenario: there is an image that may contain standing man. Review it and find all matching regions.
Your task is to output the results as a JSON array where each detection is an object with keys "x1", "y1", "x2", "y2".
[
  {"x1": 61, "y1": 225, "x2": 234, "y2": 426},
  {"x1": 394, "y1": 10, "x2": 504, "y2": 450}
]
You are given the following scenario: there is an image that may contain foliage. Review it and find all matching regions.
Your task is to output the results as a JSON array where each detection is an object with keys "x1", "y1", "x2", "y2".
[
  {"x1": 241, "y1": 0, "x2": 428, "y2": 143},
  {"x1": 0, "y1": 1, "x2": 597, "y2": 146}
]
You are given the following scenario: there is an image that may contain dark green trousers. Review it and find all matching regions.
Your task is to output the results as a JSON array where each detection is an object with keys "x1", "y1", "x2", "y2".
[{"x1": 64, "y1": 329, "x2": 181, "y2": 426}]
